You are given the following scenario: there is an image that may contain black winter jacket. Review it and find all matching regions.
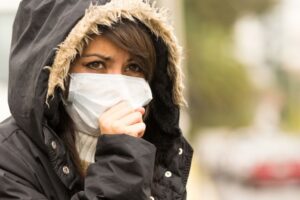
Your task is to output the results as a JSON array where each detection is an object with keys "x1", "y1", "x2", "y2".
[{"x1": 0, "y1": 0, "x2": 193, "y2": 199}]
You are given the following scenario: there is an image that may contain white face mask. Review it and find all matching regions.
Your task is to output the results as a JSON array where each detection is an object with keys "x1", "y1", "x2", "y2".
[{"x1": 64, "y1": 73, "x2": 153, "y2": 136}]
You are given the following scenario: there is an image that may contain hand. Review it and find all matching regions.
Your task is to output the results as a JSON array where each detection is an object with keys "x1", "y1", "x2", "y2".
[{"x1": 99, "y1": 101, "x2": 146, "y2": 138}]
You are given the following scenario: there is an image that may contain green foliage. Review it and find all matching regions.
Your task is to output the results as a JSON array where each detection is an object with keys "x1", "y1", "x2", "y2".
[
  {"x1": 186, "y1": 0, "x2": 276, "y2": 27},
  {"x1": 278, "y1": 71, "x2": 300, "y2": 132},
  {"x1": 184, "y1": 0, "x2": 275, "y2": 135},
  {"x1": 186, "y1": 23, "x2": 254, "y2": 133},
  {"x1": 282, "y1": 100, "x2": 300, "y2": 132}
]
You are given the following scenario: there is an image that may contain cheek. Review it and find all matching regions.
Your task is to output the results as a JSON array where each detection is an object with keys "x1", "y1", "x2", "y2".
[{"x1": 123, "y1": 71, "x2": 145, "y2": 79}]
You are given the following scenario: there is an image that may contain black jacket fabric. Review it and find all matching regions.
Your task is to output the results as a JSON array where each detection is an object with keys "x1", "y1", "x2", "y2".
[{"x1": 0, "y1": 0, "x2": 193, "y2": 199}]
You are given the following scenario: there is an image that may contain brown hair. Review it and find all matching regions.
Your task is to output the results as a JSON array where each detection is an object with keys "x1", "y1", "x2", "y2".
[
  {"x1": 59, "y1": 19, "x2": 156, "y2": 178},
  {"x1": 100, "y1": 19, "x2": 156, "y2": 81}
]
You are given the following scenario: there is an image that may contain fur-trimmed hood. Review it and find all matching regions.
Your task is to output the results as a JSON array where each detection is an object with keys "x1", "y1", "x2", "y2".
[
  {"x1": 9, "y1": 0, "x2": 185, "y2": 149},
  {"x1": 47, "y1": 0, "x2": 185, "y2": 106}
]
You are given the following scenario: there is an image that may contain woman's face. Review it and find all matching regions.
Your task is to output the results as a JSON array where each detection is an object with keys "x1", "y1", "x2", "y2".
[{"x1": 70, "y1": 35, "x2": 145, "y2": 79}]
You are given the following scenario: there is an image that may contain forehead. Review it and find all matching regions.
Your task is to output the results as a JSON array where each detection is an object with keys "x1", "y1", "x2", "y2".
[{"x1": 83, "y1": 35, "x2": 130, "y2": 57}]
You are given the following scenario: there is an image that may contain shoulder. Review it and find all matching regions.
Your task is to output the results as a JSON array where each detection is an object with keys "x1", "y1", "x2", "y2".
[
  {"x1": 0, "y1": 116, "x2": 34, "y2": 160},
  {"x1": 0, "y1": 116, "x2": 40, "y2": 182},
  {"x1": 0, "y1": 116, "x2": 44, "y2": 168},
  {"x1": 0, "y1": 116, "x2": 35, "y2": 170},
  {"x1": 0, "y1": 116, "x2": 21, "y2": 142}
]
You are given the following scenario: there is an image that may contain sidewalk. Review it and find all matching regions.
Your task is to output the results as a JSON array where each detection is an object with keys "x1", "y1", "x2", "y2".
[{"x1": 187, "y1": 156, "x2": 220, "y2": 200}]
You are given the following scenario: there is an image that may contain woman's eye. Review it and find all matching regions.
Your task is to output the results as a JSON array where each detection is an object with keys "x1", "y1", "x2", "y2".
[
  {"x1": 126, "y1": 64, "x2": 144, "y2": 74},
  {"x1": 85, "y1": 61, "x2": 105, "y2": 70}
]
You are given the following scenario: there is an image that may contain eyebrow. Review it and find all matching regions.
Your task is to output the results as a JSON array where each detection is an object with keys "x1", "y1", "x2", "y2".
[{"x1": 81, "y1": 53, "x2": 112, "y2": 61}]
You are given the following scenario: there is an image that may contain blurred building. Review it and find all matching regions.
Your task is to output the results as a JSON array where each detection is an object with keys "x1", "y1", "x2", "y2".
[{"x1": 234, "y1": 0, "x2": 300, "y2": 88}]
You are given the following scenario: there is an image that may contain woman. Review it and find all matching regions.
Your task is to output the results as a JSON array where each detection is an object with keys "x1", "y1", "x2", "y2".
[{"x1": 0, "y1": 0, "x2": 193, "y2": 199}]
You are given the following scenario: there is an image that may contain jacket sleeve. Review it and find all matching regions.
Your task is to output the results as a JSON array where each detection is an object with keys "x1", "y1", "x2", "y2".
[
  {"x1": 150, "y1": 136, "x2": 193, "y2": 200},
  {"x1": 0, "y1": 171, "x2": 47, "y2": 199},
  {"x1": 71, "y1": 134, "x2": 156, "y2": 200},
  {"x1": 0, "y1": 134, "x2": 48, "y2": 200}
]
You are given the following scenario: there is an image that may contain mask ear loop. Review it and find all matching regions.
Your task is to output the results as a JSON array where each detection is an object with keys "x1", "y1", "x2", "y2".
[{"x1": 61, "y1": 73, "x2": 72, "y2": 105}]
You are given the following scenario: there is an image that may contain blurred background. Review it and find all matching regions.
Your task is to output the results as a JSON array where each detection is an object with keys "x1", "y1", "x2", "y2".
[{"x1": 1, "y1": 0, "x2": 300, "y2": 199}]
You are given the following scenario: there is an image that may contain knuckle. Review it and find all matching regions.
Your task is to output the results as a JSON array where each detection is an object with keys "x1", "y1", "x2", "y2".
[
  {"x1": 122, "y1": 127, "x2": 130, "y2": 135},
  {"x1": 137, "y1": 112, "x2": 142, "y2": 118},
  {"x1": 135, "y1": 112, "x2": 142, "y2": 120},
  {"x1": 111, "y1": 121, "x2": 119, "y2": 130},
  {"x1": 141, "y1": 123, "x2": 146, "y2": 130},
  {"x1": 111, "y1": 121, "x2": 124, "y2": 133}
]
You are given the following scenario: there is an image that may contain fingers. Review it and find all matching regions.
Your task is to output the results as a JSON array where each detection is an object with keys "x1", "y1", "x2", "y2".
[
  {"x1": 99, "y1": 101, "x2": 146, "y2": 137},
  {"x1": 120, "y1": 111, "x2": 143, "y2": 126},
  {"x1": 124, "y1": 122, "x2": 146, "y2": 138},
  {"x1": 99, "y1": 116, "x2": 146, "y2": 138},
  {"x1": 135, "y1": 107, "x2": 145, "y2": 115},
  {"x1": 102, "y1": 101, "x2": 134, "y2": 121}
]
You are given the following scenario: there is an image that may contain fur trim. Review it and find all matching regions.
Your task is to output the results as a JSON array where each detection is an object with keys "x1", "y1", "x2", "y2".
[{"x1": 46, "y1": 0, "x2": 185, "y2": 106}]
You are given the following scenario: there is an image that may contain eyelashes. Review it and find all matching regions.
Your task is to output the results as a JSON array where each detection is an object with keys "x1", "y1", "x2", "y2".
[
  {"x1": 83, "y1": 60, "x2": 146, "y2": 78},
  {"x1": 125, "y1": 64, "x2": 144, "y2": 73},
  {"x1": 85, "y1": 61, "x2": 105, "y2": 70}
]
